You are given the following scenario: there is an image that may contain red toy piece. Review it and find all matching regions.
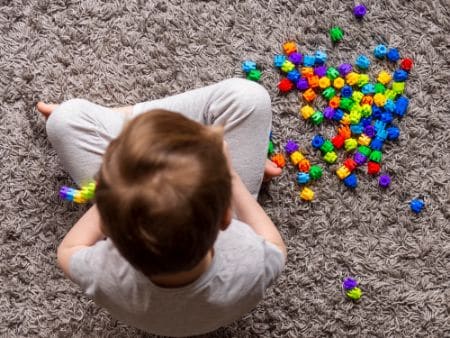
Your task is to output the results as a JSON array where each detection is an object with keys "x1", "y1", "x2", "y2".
[
  {"x1": 331, "y1": 134, "x2": 345, "y2": 149},
  {"x1": 343, "y1": 158, "x2": 357, "y2": 171},
  {"x1": 367, "y1": 161, "x2": 381, "y2": 174},
  {"x1": 400, "y1": 58, "x2": 413, "y2": 72},
  {"x1": 278, "y1": 78, "x2": 294, "y2": 92}
]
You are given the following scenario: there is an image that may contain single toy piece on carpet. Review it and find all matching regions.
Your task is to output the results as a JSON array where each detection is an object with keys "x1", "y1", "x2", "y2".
[
  {"x1": 60, "y1": 181, "x2": 96, "y2": 204},
  {"x1": 342, "y1": 277, "x2": 362, "y2": 301},
  {"x1": 410, "y1": 198, "x2": 425, "y2": 213},
  {"x1": 353, "y1": 4, "x2": 367, "y2": 19},
  {"x1": 300, "y1": 187, "x2": 314, "y2": 201},
  {"x1": 378, "y1": 174, "x2": 391, "y2": 188},
  {"x1": 329, "y1": 26, "x2": 344, "y2": 43}
]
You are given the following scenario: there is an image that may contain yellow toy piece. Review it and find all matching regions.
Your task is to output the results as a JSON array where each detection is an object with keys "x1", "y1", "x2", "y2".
[
  {"x1": 300, "y1": 187, "x2": 314, "y2": 201},
  {"x1": 344, "y1": 138, "x2": 358, "y2": 151},
  {"x1": 357, "y1": 74, "x2": 369, "y2": 87},
  {"x1": 373, "y1": 93, "x2": 386, "y2": 107},
  {"x1": 351, "y1": 91, "x2": 364, "y2": 103},
  {"x1": 392, "y1": 81, "x2": 405, "y2": 94},
  {"x1": 318, "y1": 76, "x2": 331, "y2": 89},
  {"x1": 336, "y1": 166, "x2": 351, "y2": 180},
  {"x1": 281, "y1": 60, "x2": 295, "y2": 73},
  {"x1": 346, "y1": 72, "x2": 360, "y2": 86},
  {"x1": 323, "y1": 151, "x2": 338, "y2": 164},
  {"x1": 290, "y1": 151, "x2": 304, "y2": 165},
  {"x1": 300, "y1": 105, "x2": 314, "y2": 120},
  {"x1": 333, "y1": 77, "x2": 345, "y2": 89},
  {"x1": 377, "y1": 70, "x2": 392, "y2": 85},
  {"x1": 358, "y1": 133, "x2": 372, "y2": 146}
]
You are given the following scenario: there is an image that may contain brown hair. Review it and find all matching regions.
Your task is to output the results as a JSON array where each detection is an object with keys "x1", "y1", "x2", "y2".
[{"x1": 95, "y1": 109, "x2": 231, "y2": 277}]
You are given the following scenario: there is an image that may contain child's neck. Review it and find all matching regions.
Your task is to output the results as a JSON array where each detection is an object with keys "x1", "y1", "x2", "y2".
[{"x1": 150, "y1": 249, "x2": 214, "y2": 288}]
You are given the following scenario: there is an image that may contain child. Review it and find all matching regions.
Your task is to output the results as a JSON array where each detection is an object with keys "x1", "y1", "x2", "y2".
[{"x1": 38, "y1": 78, "x2": 286, "y2": 337}]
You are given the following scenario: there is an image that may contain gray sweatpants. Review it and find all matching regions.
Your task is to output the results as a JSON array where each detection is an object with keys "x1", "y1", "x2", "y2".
[{"x1": 46, "y1": 78, "x2": 272, "y2": 196}]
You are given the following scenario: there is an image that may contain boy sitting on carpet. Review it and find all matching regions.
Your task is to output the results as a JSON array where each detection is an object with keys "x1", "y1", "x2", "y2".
[{"x1": 38, "y1": 78, "x2": 286, "y2": 337}]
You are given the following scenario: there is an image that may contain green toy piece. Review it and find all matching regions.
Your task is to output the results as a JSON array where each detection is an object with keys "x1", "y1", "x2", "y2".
[
  {"x1": 320, "y1": 140, "x2": 334, "y2": 154},
  {"x1": 346, "y1": 287, "x2": 362, "y2": 301},
  {"x1": 247, "y1": 69, "x2": 261, "y2": 82},
  {"x1": 330, "y1": 26, "x2": 344, "y2": 43},
  {"x1": 326, "y1": 67, "x2": 340, "y2": 80},
  {"x1": 322, "y1": 87, "x2": 336, "y2": 101},
  {"x1": 358, "y1": 145, "x2": 372, "y2": 157},
  {"x1": 268, "y1": 140, "x2": 274, "y2": 155},
  {"x1": 311, "y1": 111, "x2": 324, "y2": 125},
  {"x1": 309, "y1": 165, "x2": 323, "y2": 180},
  {"x1": 369, "y1": 150, "x2": 382, "y2": 163}
]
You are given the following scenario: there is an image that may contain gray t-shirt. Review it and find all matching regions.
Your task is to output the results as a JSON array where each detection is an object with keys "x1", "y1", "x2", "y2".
[{"x1": 70, "y1": 219, "x2": 285, "y2": 337}]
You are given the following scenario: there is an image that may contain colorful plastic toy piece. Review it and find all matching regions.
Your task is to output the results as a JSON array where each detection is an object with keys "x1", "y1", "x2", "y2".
[
  {"x1": 353, "y1": 4, "x2": 367, "y2": 18},
  {"x1": 374, "y1": 83, "x2": 386, "y2": 94},
  {"x1": 303, "y1": 55, "x2": 316, "y2": 67},
  {"x1": 283, "y1": 41, "x2": 297, "y2": 55},
  {"x1": 343, "y1": 158, "x2": 357, "y2": 171},
  {"x1": 320, "y1": 140, "x2": 334, "y2": 154},
  {"x1": 358, "y1": 134, "x2": 372, "y2": 146},
  {"x1": 338, "y1": 125, "x2": 352, "y2": 139},
  {"x1": 357, "y1": 74, "x2": 370, "y2": 87},
  {"x1": 278, "y1": 78, "x2": 293, "y2": 92},
  {"x1": 330, "y1": 26, "x2": 344, "y2": 43},
  {"x1": 332, "y1": 109, "x2": 344, "y2": 122},
  {"x1": 288, "y1": 52, "x2": 303, "y2": 65},
  {"x1": 387, "y1": 48, "x2": 400, "y2": 62},
  {"x1": 342, "y1": 277, "x2": 358, "y2": 291},
  {"x1": 336, "y1": 166, "x2": 351, "y2": 180},
  {"x1": 337, "y1": 63, "x2": 353, "y2": 77},
  {"x1": 358, "y1": 145, "x2": 372, "y2": 157},
  {"x1": 323, "y1": 151, "x2": 338, "y2": 164},
  {"x1": 314, "y1": 50, "x2": 327, "y2": 65},
  {"x1": 341, "y1": 85, "x2": 353, "y2": 98},
  {"x1": 367, "y1": 161, "x2": 381, "y2": 175},
  {"x1": 410, "y1": 198, "x2": 425, "y2": 213},
  {"x1": 344, "y1": 138, "x2": 358, "y2": 152},
  {"x1": 361, "y1": 83, "x2": 375, "y2": 95},
  {"x1": 329, "y1": 96, "x2": 341, "y2": 109},
  {"x1": 287, "y1": 69, "x2": 301, "y2": 83},
  {"x1": 242, "y1": 60, "x2": 257, "y2": 73},
  {"x1": 350, "y1": 123, "x2": 363, "y2": 135},
  {"x1": 311, "y1": 135, "x2": 325, "y2": 149},
  {"x1": 400, "y1": 58, "x2": 413, "y2": 71},
  {"x1": 377, "y1": 70, "x2": 392, "y2": 85},
  {"x1": 284, "y1": 140, "x2": 299, "y2": 155},
  {"x1": 301, "y1": 67, "x2": 314, "y2": 77},
  {"x1": 369, "y1": 150, "x2": 382, "y2": 163},
  {"x1": 311, "y1": 111, "x2": 324, "y2": 125},
  {"x1": 355, "y1": 55, "x2": 371, "y2": 70},
  {"x1": 322, "y1": 87, "x2": 336, "y2": 100},
  {"x1": 314, "y1": 65, "x2": 328, "y2": 78},
  {"x1": 273, "y1": 55, "x2": 287, "y2": 68},
  {"x1": 300, "y1": 187, "x2": 314, "y2": 201},
  {"x1": 298, "y1": 159, "x2": 311, "y2": 173},
  {"x1": 333, "y1": 77, "x2": 345, "y2": 89},
  {"x1": 247, "y1": 69, "x2": 261, "y2": 81},
  {"x1": 331, "y1": 134, "x2": 345, "y2": 149},
  {"x1": 363, "y1": 125, "x2": 375, "y2": 138},
  {"x1": 60, "y1": 181, "x2": 96, "y2": 204},
  {"x1": 307, "y1": 75, "x2": 320, "y2": 88},
  {"x1": 387, "y1": 126, "x2": 400, "y2": 140},
  {"x1": 343, "y1": 173, "x2": 358, "y2": 188},
  {"x1": 319, "y1": 76, "x2": 331, "y2": 89},
  {"x1": 271, "y1": 153, "x2": 286, "y2": 168},
  {"x1": 290, "y1": 151, "x2": 304, "y2": 165},
  {"x1": 296, "y1": 77, "x2": 310, "y2": 91},
  {"x1": 326, "y1": 67, "x2": 340, "y2": 80},
  {"x1": 393, "y1": 69, "x2": 409, "y2": 82},
  {"x1": 268, "y1": 140, "x2": 274, "y2": 155},
  {"x1": 281, "y1": 60, "x2": 295, "y2": 73},
  {"x1": 303, "y1": 88, "x2": 317, "y2": 102},
  {"x1": 379, "y1": 174, "x2": 391, "y2": 188},
  {"x1": 309, "y1": 165, "x2": 323, "y2": 180},
  {"x1": 370, "y1": 137, "x2": 384, "y2": 151},
  {"x1": 394, "y1": 96, "x2": 409, "y2": 117},
  {"x1": 323, "y1": 106, "x2": 335, "y2": 119},
  {"x1": 345, "y1": 72, "x2": 360, "y2": 86},
  {"x1": 373, "y1": 93, "x2": 387, "y2": 107},
  {"x1": 300, "y1": 105, "x2": 315, "y2": 120},
  {"x1": 353, "y1": 152, "x2": 367, "y2": 166},
  {"x1": 297, "y1": 172, "x2": 310, "y2": 184},
  {"x1": 373, "y1": 44, "x2": 387, "y2": 59}
]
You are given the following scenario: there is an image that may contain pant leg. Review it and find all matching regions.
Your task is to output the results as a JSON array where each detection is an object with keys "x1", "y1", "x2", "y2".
[
  {"x1": 133, "y1": 78, "x2": 272, "y2": 196},
  {"x1": 46, "y1": 99, "x2": 130, "y2": 186}
]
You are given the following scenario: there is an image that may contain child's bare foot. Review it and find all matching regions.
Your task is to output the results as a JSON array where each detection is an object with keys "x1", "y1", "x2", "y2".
[
  {"x1": 263, "y1": 159, "x2": 282, "y2": 182},
  {"x1": 36, "y1": 102, "x2": 59, "y2": 119}
]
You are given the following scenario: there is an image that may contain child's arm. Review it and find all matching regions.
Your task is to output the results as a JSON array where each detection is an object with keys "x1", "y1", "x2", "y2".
[
  {"x1": 57, "y1": 204, "x2": 105, "y2": 279},
  {"x1": 230, "y1": 172, "x2": 287, "y2": 258}
]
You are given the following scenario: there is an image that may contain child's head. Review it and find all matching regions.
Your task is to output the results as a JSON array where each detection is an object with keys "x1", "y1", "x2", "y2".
[{"x1": 95, "y1": 110, "x2": 232, "y2": 277}]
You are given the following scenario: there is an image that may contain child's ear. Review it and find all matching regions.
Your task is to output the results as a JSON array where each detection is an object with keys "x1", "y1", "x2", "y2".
[{"x1": 219, "y1": 206, "x2": 232, "y2": 231}]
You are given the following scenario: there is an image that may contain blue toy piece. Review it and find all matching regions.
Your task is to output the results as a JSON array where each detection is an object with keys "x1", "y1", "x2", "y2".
[
  {"x1": 384, "y1": 99, "x2": 396, "y2": 113},
  {"x1": 343, "y1": 173, "x2": 358, "y2": 188},
  {"x1": 273, "y1": 55, "x2": 287, "y2": 68},
  {"x1": 410, "y1": 199, "x2": 425, "y2": 213},
  {"x1": 393, "y1": 69, "x2": 409, "y2": 82},
  {"x1": 376, "y1": 128, "x2": 388, "y2": 141},
  {"x1": 360, "y1": 117, "x2": 372, "y2": 127},
  {"x1": 303, "y1": 55, "x2": 316, "y2": 67},
  {"x1": 287, "y1": 69, "x2": 301, "y2": 82},
  {"x1": 381, "y1": 112, "x2": 394, "y2": 124},
  {"x1": 311, "y1": 135, "x2": 325, "y2": 149},
  {"x1": 370, "y1": 137, "x2": 384, "y2": 151},
  {"x1": 314, "y1": 50, "x2": 327, "y2": 65},
  {"x1": 333, "y1": 109, "x2": 345, "y2": 121},
  {"x1": 387, "y1": 126, "x2": 400, "y2": 140},
  {"x1": 341, "y1": 85, "x2": 353, "y2": 98},
  {"x1": 395, "y1": 96, "x2": 409, "y2": 117},
  {"x1": 355, "y1": 55, "x2": 371, "y2": 70},
  {"x1": 350, "y1": 123, "x2": 364, "y2": 135},
  {"x1": 374, "y1": 120, "x2": 386, "y2": 132},
  {"x1": 387, "y1": 48, "x2": 400, "y2": 62},
  {"x1": 297, "y1": 172, "x2": 311, "y2": 184},
  {"x1": 242, "y1": 60, "x2": 257, "y2": 73},
  {"x1": 373, "y1": 44, "x2": 387, "y2": 59},
  {"x1": 361, "y1": 83, "x2": 375, "y2": 95},
  {"x1": 371, "y1": 106, "x2": 383, "y2": 120}
]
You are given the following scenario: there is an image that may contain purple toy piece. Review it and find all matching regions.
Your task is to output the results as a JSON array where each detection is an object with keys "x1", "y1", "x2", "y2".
[
  {"x1": 342, "y1": 277, "x2": 358, "y2": 290},
  {"x1": 353, "y1": 152, "x2": 367, "y2": 166},
  {"x1": 353, "y1": 4, "x2": 367, "y2": 18},
  {"x1": 379, "y1": 174, "x2": 391, "y2": 188},
  {"x1": 314, "y1": 65, "x2": 328, "y2": 78},
  {"x1": 364, "y1": 125, "x2": 375, "y2": 138},
  {"x1": 338, "y1": 63, "x2": 353, "y2": 77},
  {"x1": 284, "y1": 140, "x2": 299, "y2": 155},
  {"x1": 296, "y1": 77, "x2": 309, "y2": 91},
  {"x1": 288, "y1": 52, "x2": 303, "y2": 65},
  {"x1": 323, "y1": 106, "x2": 335, "y2": 120}
]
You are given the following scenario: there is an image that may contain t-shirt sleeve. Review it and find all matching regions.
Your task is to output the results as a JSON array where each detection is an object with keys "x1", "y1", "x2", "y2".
[
  {"x1": 69, "y1": 239, "x2": 109, "y2": 297},
  {"x1": 262, "y1": 240, "x2": 286, "y2": 288}
]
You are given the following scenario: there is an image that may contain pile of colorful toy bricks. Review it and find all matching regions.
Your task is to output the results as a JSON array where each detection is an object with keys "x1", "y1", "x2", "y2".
[
  {"x1": 59, "y1": 181, "x2": 96, "y2": 204},
  {"x1": 274, "y1": 41, "x2": 412, "y2": 189},
  {"x1": 241, "y1": 60, "x2": 262, "y2": 82}
]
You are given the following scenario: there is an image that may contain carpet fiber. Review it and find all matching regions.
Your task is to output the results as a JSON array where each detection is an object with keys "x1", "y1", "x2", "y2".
[{"x1": 1, "y1": 0, "x2": 449, "y2": 336}]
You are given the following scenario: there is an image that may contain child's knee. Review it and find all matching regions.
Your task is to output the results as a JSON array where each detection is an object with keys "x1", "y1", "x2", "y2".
[
  {"x1": 46, "y1": 98, "x2": 91, "y2": 144},
  {"x1": 222, "y1": 78, "x2": 271, "y2": 119}
]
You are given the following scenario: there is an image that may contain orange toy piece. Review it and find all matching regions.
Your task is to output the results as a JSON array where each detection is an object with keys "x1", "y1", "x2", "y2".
[
  {"x1": 329, "y1": 96, "x2": 341, "y2": 109},
  {"x1": 271, "y1": 153, "x2": 286, "y2": 168},
  {"x1": 302, "y1": 88, "x2": 316, "y2": 102},
  {"x1": 298, "y1": 158, "x2": 311, "y2": 172},
  {"x1": 301, "y1": 67, "x2": 314, "y2": 77},
  {"x1": 283, "y1": 41, "x2": 297, "y2": 55},
  {"x1": 338, "y1": 125, "x2": 352, "y2": 139},
  {"x1": 307, "y1": 75, "x2": 319, "y2": 88},
  {"x1": 361, "y1": 95, "x2": 373, "y2": 105}
]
